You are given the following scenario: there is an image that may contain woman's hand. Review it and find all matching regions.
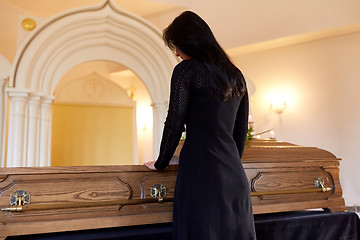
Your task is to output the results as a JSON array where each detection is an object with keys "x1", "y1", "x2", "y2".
[{"x1": 144, "y1": 161, "x2": 157, "y2": 170}]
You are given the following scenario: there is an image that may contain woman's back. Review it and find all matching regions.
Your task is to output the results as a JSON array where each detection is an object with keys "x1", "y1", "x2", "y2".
[
  {"x1": 150, "y1": 10, "x2": 256, "y2": 240},
  {"x1": 168, "y1": 59, "x2": 256, "y2": 240}
]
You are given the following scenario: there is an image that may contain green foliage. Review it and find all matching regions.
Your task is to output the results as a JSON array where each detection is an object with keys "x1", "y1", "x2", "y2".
[
  {"x1": 246, "y1": 127, "x2": 273, "y2": 141},
  {"x1": 246, "y1": 127, "x2": 254, "y2": 141},
  {"x1": 181, "y1": 127, "x2": 187, "y2": 140}
]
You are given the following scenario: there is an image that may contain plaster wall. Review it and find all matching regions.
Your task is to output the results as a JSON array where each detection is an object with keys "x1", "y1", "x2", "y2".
[{"x1": 231, "y1": 31, "x2": 360, "y2": 206}]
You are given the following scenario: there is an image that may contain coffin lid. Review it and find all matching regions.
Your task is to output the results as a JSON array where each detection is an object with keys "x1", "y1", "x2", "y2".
[{"x1": 242, "y1": 139, "x2": 338, "y2": 161}]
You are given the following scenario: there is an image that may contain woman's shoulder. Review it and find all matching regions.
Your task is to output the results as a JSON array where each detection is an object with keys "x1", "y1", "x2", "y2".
[{"x1": 174, "y1": 59, "x2": 203, "y2": 73}]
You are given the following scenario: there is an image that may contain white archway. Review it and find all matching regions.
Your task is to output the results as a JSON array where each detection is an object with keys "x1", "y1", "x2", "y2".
[{"x1": 6, "y1": 0, "x2": 178, "y2": 167}]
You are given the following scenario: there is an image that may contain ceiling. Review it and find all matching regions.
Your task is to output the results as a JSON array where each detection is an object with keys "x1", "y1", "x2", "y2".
[
  {"x1": 8, "y1": 0, "x2": 179, "y2": 18},
  {"x1": 4, "y1": 0, "x2": 360, "y2": 56}
]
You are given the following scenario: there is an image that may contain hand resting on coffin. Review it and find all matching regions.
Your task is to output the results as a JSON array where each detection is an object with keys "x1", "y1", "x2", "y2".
[{"x1": 144, "y1": 157, "x2": 179, "y2": 171}]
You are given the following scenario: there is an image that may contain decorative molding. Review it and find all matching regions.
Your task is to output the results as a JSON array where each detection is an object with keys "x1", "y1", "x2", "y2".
[
  {"x1": 251, "y1": 173, "x2": 263, "y2": 200},
  {"x1": 0, "y1": 179, "x2": 15, "y2": 195},
  {"x1": 8, "y1": 0, "x2": 178, "y2": 164},
  {"x1": 139, "y1": 175, "x2": 147, "y2": 199},
  {"x1": 55, "y1": 72, "x2": 135, "y2": 107},
  {"x1": 117, "y1": 177, "x2": 133, "y2": 210},
  {"x1": 21, "y1": 18, "x2": 37, "y2": 31},
  {"x1": 227, "y1": 22, "x2": 360, "y2": 56},
  {"x1": 10, "y1": 0, "x2": 176, "y2": 100}
]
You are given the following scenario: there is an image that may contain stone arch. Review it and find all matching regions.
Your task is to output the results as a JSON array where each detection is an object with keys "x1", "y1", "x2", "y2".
[{"x1": 6, "y1": 0, "x2": 178, "y2": 167}]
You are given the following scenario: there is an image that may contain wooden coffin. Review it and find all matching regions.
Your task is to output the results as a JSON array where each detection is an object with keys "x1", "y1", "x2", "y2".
[
  {"x1": 243, "y1": 139, "x2": 345, "y2": 214},
  {"x1": 0, "y1": 140, "x2": 345, "y2": 239}
]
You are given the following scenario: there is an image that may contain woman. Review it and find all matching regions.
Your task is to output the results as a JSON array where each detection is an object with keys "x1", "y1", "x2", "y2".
[{"x1": 144, "y1": 11, "x2": 256, "y2": 240}]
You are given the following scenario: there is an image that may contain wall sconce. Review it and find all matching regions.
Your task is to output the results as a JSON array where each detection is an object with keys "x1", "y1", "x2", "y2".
[{"x1": 269, "y1": 99, "x2": 287, "y2": 113}]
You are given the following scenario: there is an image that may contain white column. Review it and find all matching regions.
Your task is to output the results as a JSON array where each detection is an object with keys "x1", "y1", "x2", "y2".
[
  {"x1": 26, "y1": 93, "x2": 42, "y2": 167},
  {"x1": 132, "y1": 106, "x2": 139, "y2": 165},
  {"x1": 0, "y1": 78, "x2": 8, "y2": 167},
  {"x1": 38, "y1": 95, "x2": 53, "y2": 167},
  {"x1": 151, "y1": 101, "x2": 168, "y2": 159},
  {"x1": 6, "y1": 89, "x2": 30, "y2": 167}
]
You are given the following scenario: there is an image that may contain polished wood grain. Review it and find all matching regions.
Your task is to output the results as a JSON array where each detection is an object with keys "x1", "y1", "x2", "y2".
[
  {"x1": 243, "y1": 140, "x2": 344, "y2": 214},
  {"x1": 0, "y1": 139, "x2": 345, "y2": 239}
]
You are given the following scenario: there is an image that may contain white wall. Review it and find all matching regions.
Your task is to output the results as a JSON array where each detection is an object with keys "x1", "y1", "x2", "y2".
[{"x1": 231, "y1": 31, "x2": 360, "y2": 206}]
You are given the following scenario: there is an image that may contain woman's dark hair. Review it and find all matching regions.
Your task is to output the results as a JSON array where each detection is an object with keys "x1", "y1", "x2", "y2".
[{"x1": 163, "y1": 11, "x2": 246, "y2": 101}]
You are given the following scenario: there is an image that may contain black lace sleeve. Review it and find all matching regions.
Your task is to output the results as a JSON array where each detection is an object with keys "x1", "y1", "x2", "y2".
[
  {"x1": 154, "y1": 61, "x2": 192, "y2": 170},
  {"x1": 233, "y1": 90, "x2": 249, "y2": 159}
]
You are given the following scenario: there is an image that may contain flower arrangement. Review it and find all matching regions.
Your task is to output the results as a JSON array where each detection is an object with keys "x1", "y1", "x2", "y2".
[
  {"x1": 246, "y1": 128, "x2": 273, "y2": 140},
  {"x1": 181, "y1": 127, "x2": 186, "y2": 140}
]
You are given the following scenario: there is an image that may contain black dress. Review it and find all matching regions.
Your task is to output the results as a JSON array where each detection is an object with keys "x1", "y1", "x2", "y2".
[{"x1": 154, "y1": 59, "x2": 256, "y2": 240}]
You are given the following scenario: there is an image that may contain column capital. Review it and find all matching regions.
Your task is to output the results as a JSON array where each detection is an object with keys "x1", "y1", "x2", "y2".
[
  {"x1": 151, "y1": 101, "x2": 168, "y2": 109},
  {"x1": 29, "y1": 92, "x2": 43, "y2": 101},
  {"x1": 41, "y1": 95, "x2": 54, "y2": 104},
  {"x1": 7, "y1": 88, "x2": 31, "y2": 98},
  {"x1": 0, "y1": 77, "x2": 8, "y2": 87}
]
